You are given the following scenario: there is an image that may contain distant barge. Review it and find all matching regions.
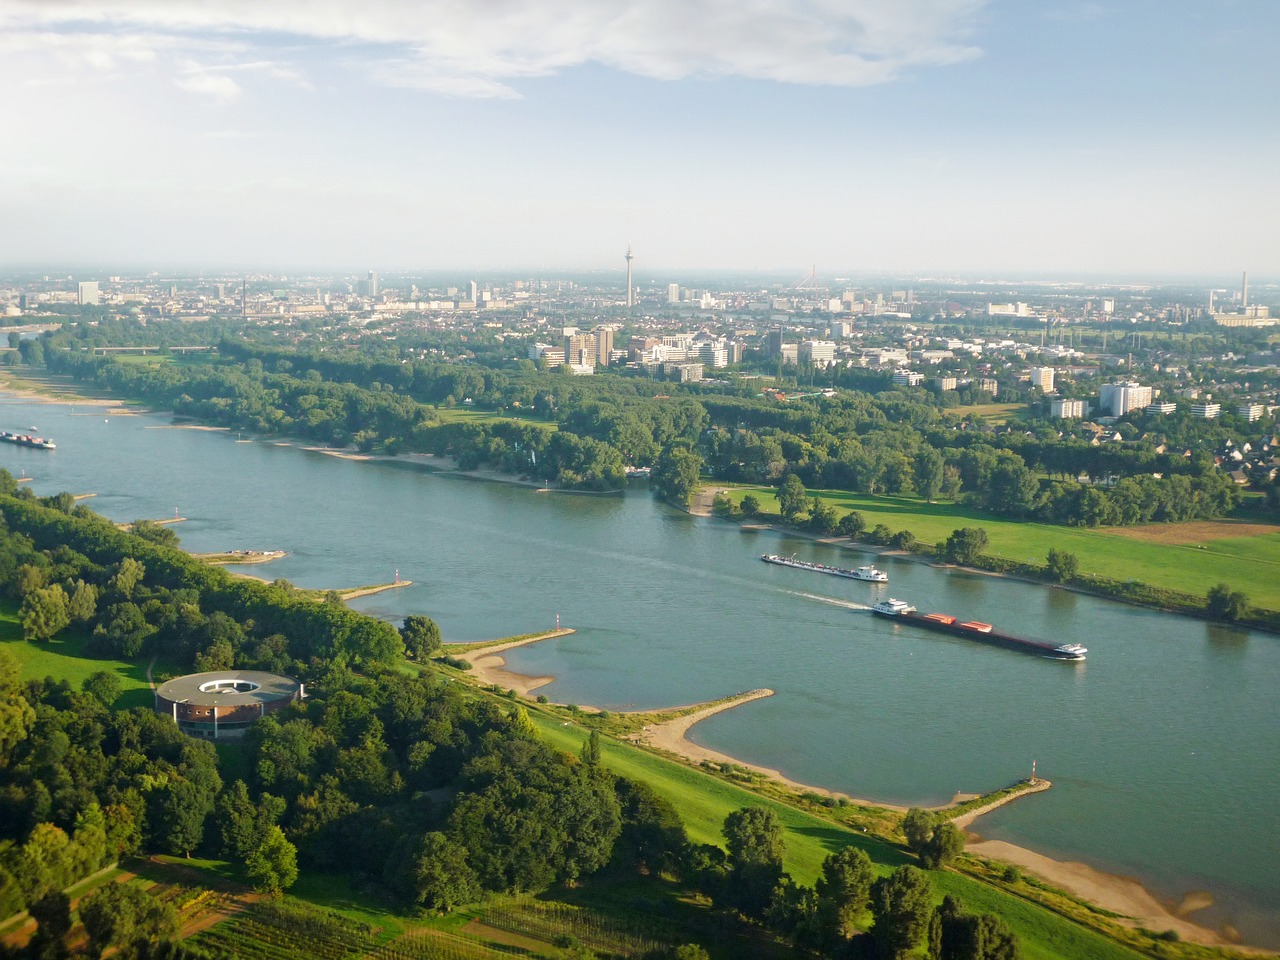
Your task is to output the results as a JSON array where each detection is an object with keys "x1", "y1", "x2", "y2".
[
  {"x1": 762, "y1": 554, "x2": 888, "y2": 582},
  {"x1": 0, "y1": 431, "x2": 55, "y2": 450},
  {"x1": 871, "y1": 598, "x2": 1086, "y2": 661}
]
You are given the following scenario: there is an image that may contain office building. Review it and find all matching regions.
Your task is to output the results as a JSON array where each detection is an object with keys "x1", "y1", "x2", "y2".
[
  {"x1": 667, "y1": 283, "x2": 680, "y2": 304},
  {"x1": 77, "y1": 281, "x2": 100, "y2": 305},
  {"x1": 798, "y1": 340, "x2": 836, "y2": 365}
]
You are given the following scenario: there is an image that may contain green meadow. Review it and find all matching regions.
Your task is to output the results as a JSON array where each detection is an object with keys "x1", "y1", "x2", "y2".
[
  {"x1": 434, "y1": 406, "x2": 559, "y2": 430},
  {"x1": 720, "y1": 487, "x2": 1280, "y2": 609},
  {"x1": 0, "y1": 599, "x2": 153, "y2": 708}
]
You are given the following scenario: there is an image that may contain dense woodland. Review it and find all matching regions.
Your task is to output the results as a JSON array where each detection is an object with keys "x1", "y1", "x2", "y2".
[
  {"x1": 35, "y1": 326, "x2": 1255, "y2": 526},
  {"x1": 0, "y1": 492, "x2": 1019, "y2": 959}
]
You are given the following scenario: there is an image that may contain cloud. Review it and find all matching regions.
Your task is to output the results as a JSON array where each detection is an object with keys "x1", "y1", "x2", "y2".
[
  {"x1": 0, "y1": 0, "x2": 988, "y2": 98},
  {"x1": 176, "y1": 65, "x2": 242, "y2": 102}
]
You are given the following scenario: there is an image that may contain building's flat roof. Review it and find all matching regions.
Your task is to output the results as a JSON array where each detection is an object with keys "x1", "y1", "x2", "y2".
[{"x1": 155, "y1": 670, "x2": 299, "y2": 707}]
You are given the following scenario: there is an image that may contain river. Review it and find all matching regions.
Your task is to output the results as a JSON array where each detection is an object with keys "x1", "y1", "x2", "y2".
[{"x1": 2, "y1": 395, "x2": 1277, "y2": 946}]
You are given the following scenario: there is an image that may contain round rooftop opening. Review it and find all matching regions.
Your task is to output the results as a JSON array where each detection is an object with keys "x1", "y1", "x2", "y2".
[{"x1": 198, "y1": 679, "x2": 260, "y2": 694}]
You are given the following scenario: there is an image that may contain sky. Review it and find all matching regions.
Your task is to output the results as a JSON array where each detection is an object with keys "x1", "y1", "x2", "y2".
[{"x1": 0, "y1": 0, "x2": 1277, "y2": 278}]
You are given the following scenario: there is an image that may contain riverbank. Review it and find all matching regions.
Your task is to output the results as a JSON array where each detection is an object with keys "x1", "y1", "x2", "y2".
[{"x1": 459, "y1": 646, "x2": 1243, "y2": 950}]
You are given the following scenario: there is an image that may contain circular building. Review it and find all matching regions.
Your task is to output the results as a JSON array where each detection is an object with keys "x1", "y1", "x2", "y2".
[{"x1": 155, "y1": 670, "x2": 303, "y2": 740}]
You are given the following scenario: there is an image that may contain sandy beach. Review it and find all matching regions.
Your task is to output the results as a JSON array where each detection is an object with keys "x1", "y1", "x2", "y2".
[{"x1": 446, "y1": 629, "x2": 576, "y2": 696}]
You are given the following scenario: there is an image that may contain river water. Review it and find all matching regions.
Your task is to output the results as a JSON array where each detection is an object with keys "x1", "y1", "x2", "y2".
[{"x1": 3, "y1": 396, "x2": 1277, "y2": 946}]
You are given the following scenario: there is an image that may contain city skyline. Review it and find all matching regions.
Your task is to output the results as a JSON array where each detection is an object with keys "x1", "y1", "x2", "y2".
[{"x1": 1, "y1": 0, "x2": 1277, "y2": 274}]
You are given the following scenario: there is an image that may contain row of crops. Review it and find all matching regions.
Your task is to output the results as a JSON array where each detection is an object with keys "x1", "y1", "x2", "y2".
[
  {"x1": 191, "y1": 900, "x2": 380, "y2": 960},
  {"x1": 481, "y1": 897, "x2": 675, "y2": 957}
]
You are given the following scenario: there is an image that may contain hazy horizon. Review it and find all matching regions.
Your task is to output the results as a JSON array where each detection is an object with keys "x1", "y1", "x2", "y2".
[{"x1": 2, "y1": 0, "x2": 1277, "y2": 274}]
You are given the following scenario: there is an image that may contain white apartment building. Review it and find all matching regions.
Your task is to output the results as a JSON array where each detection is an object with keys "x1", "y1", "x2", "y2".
[
  {"x1": 1028, "y1": 367, "x2": 1056, "y2": 392},
  {"x1": 1238, "y1": 404, "x2": 1264, "y2": 422},
  {"x1": 892, "y1": 370, "x2": 924, "y2": 387},
  {"x1": 1100, "y1": 382, "x2": 1153, "y2": 417},
  {"x1": 1050, "y1": 398, "x2": 1086, "y2": 419},
  {"x1": 1191, "y1": 402, "x2": 1221, "y2": 419},
  {"x1": 799, "y1": 340, "x2": 836, "y2": 365}
]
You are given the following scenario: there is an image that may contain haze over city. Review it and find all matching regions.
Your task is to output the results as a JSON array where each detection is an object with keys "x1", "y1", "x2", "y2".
[{"x1": 2, "y1": 0, "x2": 1277, "y2": 275}]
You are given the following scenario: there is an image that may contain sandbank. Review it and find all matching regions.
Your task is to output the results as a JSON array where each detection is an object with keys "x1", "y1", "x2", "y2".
[
  {"x1": 0, "y1": 373, "x2": 126, "y2": 407},
  {"x1": 447, "y1": 628, "x2": 576, "y2": 696},
  {"x1": 967, "y1": 839, "x2": 1247, "y2": 950}
]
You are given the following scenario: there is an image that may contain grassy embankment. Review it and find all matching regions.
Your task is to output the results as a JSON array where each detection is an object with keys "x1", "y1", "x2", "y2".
[
  {"x1": 0, "y1": 618, "x2": 1248, "y2": 960},
  {"x1": 716, "y1": 486, "x2": 1280, "y2": 610}
]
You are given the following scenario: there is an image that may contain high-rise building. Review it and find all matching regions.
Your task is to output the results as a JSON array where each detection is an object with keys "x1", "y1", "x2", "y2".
[
  {"x1": 368, "y1": 271, "x2": 379, "y2": 297},
  {"x1": 1028, "y1": 366, "x2": 1056, "y2": 392},
  {"x1": 1100, "y1": 382, "x2": 1153, "y2": 417},
  {"x1": 667, "y1": 283, "x2": 680, "y2": 304},
  {"x1": 766, "y1": 328, "x2": 785, "y2": 358},
  {"x1": 564, "y1": 333, "x2": 598, "y2": 367},
  {"x1": 625, "y1": 246, "x2": 634, "y2": 307},
  {"x1": 594, "y1": 326, "x2": 614, "y2": 367},
  {"x1": 77, "y1": 281, "x2": 100, "y2": 305},
  {"x1": 469, "y1": 280, "x2": 478, "y2": 303}
]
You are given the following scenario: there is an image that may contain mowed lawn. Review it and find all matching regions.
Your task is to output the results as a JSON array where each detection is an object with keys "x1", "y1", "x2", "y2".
[
  {"x1": 718, "y1": 488, "x2": 1280, "y2": 609},
  {"x1": 434, "y1": 406, "x2": 558, "y2": 430},
  {"x1": 528, "y1": 711, "x2": 1146, "y2": 960},
  {"x1": 0, "y1": 600, "x2": 153, "y2": 708}
]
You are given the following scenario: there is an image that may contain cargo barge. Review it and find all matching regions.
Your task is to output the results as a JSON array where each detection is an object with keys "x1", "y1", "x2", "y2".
[
  {"x1": 0, "y1": 431, "x2": 56, "y2": 450},
  {"x1": 761, "y1": 554, "x2": 888, "y2": 582},
  {"x1": 870, "y1": 598, "x2": 1086, "y2": 660}
]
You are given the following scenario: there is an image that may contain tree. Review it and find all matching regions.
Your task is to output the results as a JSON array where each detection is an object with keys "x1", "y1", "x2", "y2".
[
  {"x1": 246, "y1": 825, "x2": 299, "y2": 895},
  {"x1": 66, "y1": 580, "x2": 98, "y2": 624},
  {"x1": 79, "y1": 881, "x2": 177, "y2": 960},
  {"x1": 807, "y1": 496, "x2": 838, "y2": 534},
  {"x1": 1206, "y1": 583, "x2": 1249, "y2": 622},
  {"x1": 111, "y1": 557, "x2": 146, "y2": 598},
  {"x1": 26, "y1": 890, "x2": 71, "y2": 960},
  {"x1": 914, "y1": 449, "x2": 945, "y2": 503},
  {"x1": 580, "y1": 730, "x2": 601, "y2": 765},
  {"x1": 722, "y1": 807, "x2": 785, "y2": 918},
  {"x1": 0, "y1": 648, "x2": 35, "y2": 762},
  {"x1": 20, "y1": 584, "x2": 70, "y2": 642},
  {"x1": 400, "y1": 832, "x2": 479, "y2": 912},
  {"x1": 131, "y1": 519, "x2": 181, "y2": 547},
  {"x1": 816, "y1": 846, "x2": 873, "y2": 942},
  {"x1": 1044, "y1": 548, "x2": 1079, "y2": 583},
  {"x1": 838, "y1": 510, "x2": 866, "y2": 538},
  {"x1": 214, "y1": 780, "x2": 285, "y2": 861},
  {"x1": 739, "y1": 494, "x2": 761, "y2": 517},
  {"x1": 921, "y1": 822, "x2": 965, "y2": 869},
  {"x1": 711, "y1": 492, "x2": 736, "y2": 517},
  {"x1": 902, "y1": 808, "x2": 936, "y2": 857},
  {"x1": 400, "y1": 615, "x2": 442, "y2": 659},
  {"x1": 871, "y1": 866, "x2": 933, "y2": 959},
  {"x1": 777, "y1": 475, "x2": 808, "y2": 522},
  {"x1": 929, "y1": 896, "x2": 1020, "y2": 960},
  {"x1": 942, "y1": 528, "x2": 988, "y2": 565},
  {"x1": 82, "y1": 671, "x2": 122, "y2": 708},
  {"x1": 651, "y1": 444, "x2": 702, "y2": 507}
]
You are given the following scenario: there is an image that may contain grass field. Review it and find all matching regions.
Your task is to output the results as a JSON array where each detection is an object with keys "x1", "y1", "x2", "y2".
[
  {"x1": 946, "y1": 402, "x2": 1027, "y2": 422},
  {"x1": 0, "y1": 600, "x2": 153, "y2": 708},
  {"x1": 434, "y1": 406, "x2": 558, "y2": 431},
  {"x1": 718, "y1": 487, "x2": 1280, "y2": 609},
  {"x1": 527, "y1": 709, "x2": 1148, "y2": 960}
]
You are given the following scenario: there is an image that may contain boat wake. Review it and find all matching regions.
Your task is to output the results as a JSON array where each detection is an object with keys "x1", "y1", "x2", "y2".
[{"x1": 784, "y1": 590, "x2": 872, "y2": 612}]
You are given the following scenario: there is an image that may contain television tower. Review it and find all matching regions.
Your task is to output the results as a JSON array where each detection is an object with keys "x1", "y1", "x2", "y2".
[{"x1": 625, "y1": 244, "x2": 634, "y2": 308}]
